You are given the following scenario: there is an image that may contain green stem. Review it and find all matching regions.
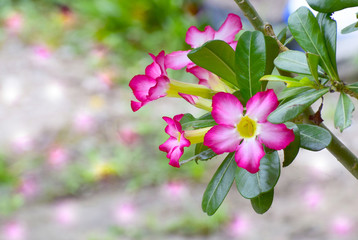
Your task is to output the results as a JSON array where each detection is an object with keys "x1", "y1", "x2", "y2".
[{"x1": 234, "y1": 0, "x2": 358, "y2": 179}]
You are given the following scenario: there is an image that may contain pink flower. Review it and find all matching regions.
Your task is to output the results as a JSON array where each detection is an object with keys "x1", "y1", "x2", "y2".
[
  {"x1": 165, "y1": 14, "x2": 242, "y2": 70},
  {"x1": 159, "y1": 114, "x2": 191, "y2": 168},
  {"x1": 54, "y1": 201, "x2": 78, "y2": 226},
  {"x1": 227, "y1": 215, "x2": 251, "y2": 237},
  {"x1": 114, "y1": 203, "x2": 137, "y2": 225},
  {"x1": 4, "y1": 13, "x2": 23, "y2": 34},
  {"x1": 331, "y1": 216, "x2": 354, "y2": 236},
  {"x1": 2, "y1": 221, "x2": 26, "y2": 240},
  {"x1": 117, "y1": 127, "x2": 140, "y2": 146},
  {"x1": 48, "y1": 146, "x2": 69, "y2": 168},
  {"x1": 204, "y1": 90, "x2": 295, "y2": 173},
  {"x1": 18, "y1": 176, "x2": 38, "y2": 199}
]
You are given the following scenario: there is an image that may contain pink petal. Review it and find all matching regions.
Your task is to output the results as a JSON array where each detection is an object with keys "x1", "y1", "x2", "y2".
[
  {"x1": 178, "y1": 93, "x2": 198, "y2": 105},
  {"x1": 215, "y1": 14, "x2": 243, "y2": 43},
  {"x1": 131, "y1": 101, "x2": 146, "y2": 112},
  {"x1": 148, "y1": 76, "x2": 170, "y2": 100},
  {"x1": 204, "y1": 125, "x2": 242, "y2": 154},
  {"x1": 186, "y1": 66, "x2": 211, "y2": 87},
  {"x1": 168, "y1": 146, "x2": 183, "y2": 168},
  {"x1": 129, "y1": 75, "x2": 156, "y2": 101},
  {"x1": 165, "y1": 50, "x2": 192, "y2": 70},
  {"x1": 163, "y1": 114, "x2": 184, "y2": 137},
  {"x1": 229, "y1": 41, "x2": 238, "y2": 50},
  {"x1": 235, "y1": 139, "x2": 265, "y2": 173},
  {"x1": 212, "y1": 92, "x2": 243, "y2": 126},
  {"x1": 185, "y1": 26, "x2": 215, "y2": 48},
  {"x1": 246, "y1": 89, "x2": 279, "y2": 123},
  {"x1": 146, "y1": 51, "x2": 167, "y2": 78},
  {"x1": 258, "y1": 122, "x2": 295, "y2": 150},
  {"x1": 159, "y1": 136, "x2": 179, "y2": 152},
  {"x1": 145, "y1": 61, "x2": 162, "y2": 79}
]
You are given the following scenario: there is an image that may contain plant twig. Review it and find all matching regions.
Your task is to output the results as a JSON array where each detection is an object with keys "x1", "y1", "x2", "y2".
[{"x1": 233, "y1": 0, "x2": 265, "y2": 33}]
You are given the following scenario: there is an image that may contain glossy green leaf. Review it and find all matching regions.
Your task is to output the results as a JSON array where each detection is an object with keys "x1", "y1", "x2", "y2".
[
  {"x1": 274, "y1": 50, "x2": 325, "y2": 76},
  {"x1": 180, "y1": 113, "x2": 216, "y2": 130},
  {"x1": 306, "y1": 52, "x2": 320, "y2": 84},
  {"x1": 342, "y1": 21, "x2": 358, "y2": 34},
  {"x1": 317, "y1": 13, "x2": 337, "y2": 74},
  {"x1": 283, "y1": 122, "x2": 300, "y2": 167},
  {"x1": 334, "y1": 93, "x2": 355, "y2": 132},
  {"x1": 288, "y1": 7, "x2": 337, "y2": 80},
  {"x1": 235, "y1": 31, "x2": 266, "y2": 101},
  {"x1": 297, "y1": 124, "x2": 332, "y2": 151},
  {"x1": 202, "y1": 153, "x2": 236, "y2": 216},
  {"x1": 250, "y1": 189, "x2": 274, "y2": 214},
  {"x1": 261, "y1": 75, "x2": 316, "y2": 88},
  {"x1": 264, "y1": 36, "x2": 279, "y2": 75},
  {"x1": 278, "y1": 86, "x2": 314, "y2": 101},
  {"x1": 235, "y1": 151, "x2": 280, "y2": 199},
  {"x1": 268, "y1": 88, "x2": 329, "y2": 124},
  {"x1": 347, "y1": 82, "x2": 358, "y2": 94},
  {"x1": 188, "y1": 40, "x2": 237, "y2": 88},
  {"x1": 307, "y1": 0, "x2": 358, "y2": 13},
  {"x1": 194, "y1": 143, "x2": 217, "y2": 162}
]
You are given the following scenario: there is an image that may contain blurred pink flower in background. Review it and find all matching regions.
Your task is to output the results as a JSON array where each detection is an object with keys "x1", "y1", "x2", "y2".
[
  {"x1": 4, "y1": 13, "x2": 23, "y2": 34},
  {"x1": 1, "y1": 221, "x2": 26, "y2": 240},
  {"x1": 330, "y1": 216, "x2": 355, "y2": 236},
  {"x1": 48, "y1": 146, "x2": 69, "y2": 168},
  {"x1": 162, "y1": 181, "x2": 188, "y2": 200},
  {"x1": 11, "y1": 133, "x2": 34, "y2": 153},
  {"x1": 302, "y1": 187, "x2": 323, "y2": 210},
  {"x1": 17, "y1": 176, "x2": 38, "y2": 199},
  {"x1": 33, "y1": 45, "x2": 51, "y2": 60},
  {"x1": 54, "y1": 201, "x2": 78, "y2": 226},
  {"x1": 73, "y1": 112, "x2": 96, "y2": 133},
  {"x1": 227, "y1": 214, "x2": 251, "y2": 237},
  {"x1": 117, "y1": 127, "x2": 140, "y2": 146},
  {"x1": 97, "y1": 71, "x2": 114, "y2": 89},
  {"x1": 114, "y1": 202, "x2": 137, "y2": 226}
]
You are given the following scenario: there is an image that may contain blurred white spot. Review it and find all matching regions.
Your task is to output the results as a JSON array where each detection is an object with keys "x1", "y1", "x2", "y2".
[
  {"x1": 54, "y1": 201, "x2": 78, "y2": 226},
  {"x1": 1, "y1": 80, "x2": 22, "y2": 105},
  {"x1": 11, "y1": 132, "x2": 34, "y2": 153},
  {"x1": 73, "y1": 111, "x2": 96, "y2": 133},
  {"x1": 114, "y1": 202, "x2": 137, "y2": 226},
  {"x1": 44, "y1": 82, "x2": 64, "y2": 102}
]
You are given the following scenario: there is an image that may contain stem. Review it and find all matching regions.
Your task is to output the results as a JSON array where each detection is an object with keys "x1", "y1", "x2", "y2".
[
  {"x1": 305, "y1": 108, "x2": 358, "y2": 179},
  {"x1": 234, "y1": 0, "x2": 358, "y2": 179}
]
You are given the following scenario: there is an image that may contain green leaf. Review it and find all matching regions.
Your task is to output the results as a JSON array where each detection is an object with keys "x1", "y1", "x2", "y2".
[
  {"x1": 306, "y1": 52, "x2": 320, "y2": 84},
  {"x1": 347, "y1": 82, "x2": 358, "y2": 94},
  {"x1": 202, "y1": 153, "x2": 236, "y2": 216},
  {"x1": 194, "y1": 143, "x2": 217, "y2": 162},
  {"x1": 334, "y1": 93, "x2": 355, "y2": 132},
  {"x1": 283, "y1": 122, "x2": 300, "y2": 167},
  {"x1": 250, "y1": 189, "x2": 274, "y2": 214},
  {"x1": 278, "y1": 86, "x2": 314, "y2": 101},
  {"x1": 288, "y1": 7, "x2": 337, "y2": 80},
  {"x1": 277, "y1": 26, "x2": 288, "y2": 44},
  {"x1": 188, "y1": 40, "x2": 237, "y2": 88},
  {"x1": 307, "y1": 0, "x2": 358, "y2": 13},
  {"x1": 260, "y1": 75, "x2": 316, "y2": 88},
  {"x1": 235, "y1": 31, "x2": 266, "y2": 101},
  {"x1": 274, "y1": 50, "x2": 325, "y2": 76},
  {"x1": 180, "y1": 113, "x2": 216, "y2": 130},
  {"x1": 235, "y1": 151, "x2": 280, "y2": 199},
  {"x1": 268, "y1": 88, "x2": 329, "y2": 124},
  {"x1": 317, "y1": 13, "x2": 338, "y2": 73},
  {"x1": 264, "y1": 36, "x2": 279, "y2": 75},
  {"x1": 342, "y1": 21, "x2": 358, "y2": 34},
  {"x1": 297, "y1": 124, "x2": 332, "y2": 151}
]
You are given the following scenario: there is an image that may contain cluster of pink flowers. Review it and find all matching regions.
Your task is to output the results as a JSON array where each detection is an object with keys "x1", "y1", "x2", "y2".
[{"x1": 130, "y1": 14, "x2": 295, "y2": 173}]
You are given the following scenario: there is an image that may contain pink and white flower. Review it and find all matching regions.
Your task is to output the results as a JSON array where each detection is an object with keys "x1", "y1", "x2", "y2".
[
  {"x1": 159, "y1": 114, "x2": 211, "y2": 167},
  {"x1": 165, "y1": 14, "x2": 242, "y2": 70},
  {"x1": 204, "y1": 90, "x2": 295, "y2": 173}
]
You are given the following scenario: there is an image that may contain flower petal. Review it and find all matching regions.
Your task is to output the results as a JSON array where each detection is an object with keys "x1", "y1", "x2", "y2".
[
  {"x1": 235, "y1": 139, "x2": 265, "y2": 173},
  {"x1": 147, "y1": 51, "x2": 167, "y2": 78},
  {"x1": 165, "y1": 50, "x2": 192, "y2": 70},
  {"x1": 168, "y1": 146, "x2": 183, "y2": 168},
  {"x1": 178, "y1": 93, "x2": 198, "y2": 105},
  {"x1": 186, "y1": 66, "x2": 211, "y2": 87},
  {"x1": 204, "y1": 125, "x2": 242, "y2": 154},
  {"x1": 129, "y1": 75, "x2": 156, "y2": 101},
  {"x1": 185, "y1": 26, "x2": 215, "y2": 48},
  {"x1": 258, "y1": 122, "x2": 295, "y2": 150},
  {"x1": 212, "y1": 92, "x2": 243, "y2": 125},
  {"x1": 246, "y1": 89, "x2": 279, "y2": 123},
  {"x1": 162, "y1": 114, "x2": 183, "y2": 137},
  {"x1": 130, "y1": 100, "x2": 146, "y2": 112},
  {"x1": 214, "y1": 14, "x2": 243, "y2": 43},
  {"x1": 148, "y1": 76, "x2": 170, "y2": 100}
]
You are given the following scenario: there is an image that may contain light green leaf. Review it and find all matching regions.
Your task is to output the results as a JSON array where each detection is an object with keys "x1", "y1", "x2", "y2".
[
  {"x1": 235, "y1": 151, "x2": 280, "y2": 199},
  {"x1": 306, "y1": 52, "x2": 320, "y2": 84},
  {"x1": 342, "y1": 21, "x2": 358, "y2": 34},
  {"x1": 277, "y1": 27, "x2": 288, "y2": 44},
  {"x1": 202, "y1": 153, "x2": 236, "y2": 216},
  {"x1": 235, "y1": 31, "x2": 266, "y2": 101},
  {"x1": 334, "y1": 93, "x2": 355, "y2": 132},
  {"x1": 268, "y1": 88, "x2": 329, "y2": 124},
  {"x1": 307, "y1": 0, "x2": 358, "y2": 13},
  {"x1": 188, "y1": 40, "x2": 237, "y2": 88},
  {"x1": 250, "y1": 189, "x2": 274, "y2": 214},
  {"x1": 297, "y1": 124, "x2": 332, "y2": 151},
  {"x1": 260, "y1": 75, "x2": 316, "y2": 88},
  {"x1": 347, "y1": 82, "x2": 358, "y2": 94},
  {"x1": 283, "y1": 122, "x2": 300, "y2": 167},
  {"x1": 278, "y1": 86, "x2": 314, "y2": 101},
  {"x1": 288, "y1": 7, "x2": 337, "y2": 80}
]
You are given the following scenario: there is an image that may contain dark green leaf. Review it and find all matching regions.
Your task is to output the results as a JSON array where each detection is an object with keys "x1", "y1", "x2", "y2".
[
  {"x1": 307, "y1": 0, "x2": 358, "y2": 13},
  {"x1": 334, "y1": 93, "x2": 355, "y2": 132},
  {"x1": 277, "y1": 27, "x2": 288, "y2": 44},
  {"x1": 188, "y1": 40, "x2": 237, "y2": 88},
  {"x1": 297, "y1": 124, "x2": 332, "y2": 151},
  {"x1": 288, "y1": 7, "x2": 337, "y2": 80},
  {"x1": 283, "y1": 122, "x2": 300, "y2": 167},
  {"x1": 317, "y1": 13, "x2": 338, "y2": 73},
  {"x1": 268, "y1": 88, "x2": 329, "y2": 124},
  {"x1": 278, "y1": 86, "x2": 314, "y2": 101},
  {"x1": 194, "y1": 143, "x2": 216, "y2": 162},
  {"x1": 202, "y1": 153, "x2": 236, "y2": 216},
  {"x1": 306, "y1": 52, "x2": 320, "y2": 84},
  {"x1": 274, "y1": 50, "x2": 325, "y2": 76},
  {"x1": 250, "y1": 189, "x2": 274, "y2": 214},
  {"x1": 342, "y1": 21, "x2": 358, "y2": 34},
  {"x1": 264, "y1": 36, "x2": 279, "y2": 75},
  {"x1": 235, "y1": 31, "x2": 266, "y2": 101},
  {"x1": 235, "y1": 151, "x2": 280, "y2": 199},
  {"x1": 180, "y1": 113, "x2": 216, "y2": 130}
]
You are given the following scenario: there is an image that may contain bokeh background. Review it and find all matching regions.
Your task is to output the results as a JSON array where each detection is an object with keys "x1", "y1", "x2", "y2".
[{"x1": 0, "y1": 0, "x2": 358, "y2": 239}]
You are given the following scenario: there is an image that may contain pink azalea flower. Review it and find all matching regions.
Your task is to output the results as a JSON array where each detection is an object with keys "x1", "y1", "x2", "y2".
[
  {"x1": 204, "y1": 90, "x2": 295, "y2": 173},
  {"x1": 165, "y1": 13, "x2": 242, "y2": 70}
]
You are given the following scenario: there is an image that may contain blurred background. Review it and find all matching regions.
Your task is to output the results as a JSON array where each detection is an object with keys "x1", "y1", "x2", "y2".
[{"x1": 0, "y1": 0, "x2": 358, "y2": 239}]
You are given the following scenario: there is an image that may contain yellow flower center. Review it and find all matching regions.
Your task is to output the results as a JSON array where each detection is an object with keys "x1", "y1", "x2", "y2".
[{"x1": 237, "y1": 116, "x2": 257, "y2": 138}]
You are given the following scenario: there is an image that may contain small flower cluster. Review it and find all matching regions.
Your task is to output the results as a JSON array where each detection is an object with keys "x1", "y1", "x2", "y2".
[{"x1": 130, "y1": 14, "x2": 294, "y2": 173}]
